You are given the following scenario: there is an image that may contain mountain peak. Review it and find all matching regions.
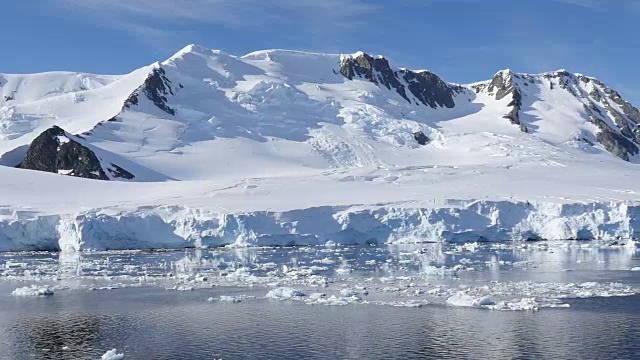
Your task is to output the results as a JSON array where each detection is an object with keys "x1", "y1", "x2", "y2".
[
  {"x1": 174, "y1": 43, "x2": 213, "y2": 56},
  {"x1": 164, "y1": 44, "x2": 231, "y2": 65}
]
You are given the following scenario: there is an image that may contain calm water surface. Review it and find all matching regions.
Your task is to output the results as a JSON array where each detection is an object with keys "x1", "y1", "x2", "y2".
[{"x1": 0, "y1": 243, "x2": 638, "y2": 359}]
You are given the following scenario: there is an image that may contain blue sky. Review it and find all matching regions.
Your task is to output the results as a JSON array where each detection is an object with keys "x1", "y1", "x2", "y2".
[{"x1": 2, "y1": 0, "x2": 640, "y2": 102}]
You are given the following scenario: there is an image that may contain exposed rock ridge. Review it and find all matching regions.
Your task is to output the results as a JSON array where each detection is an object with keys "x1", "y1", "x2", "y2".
[
  {"x1": 545, "y1": 71, "x2": 640, "y2": 161},
  {"x1": 82, "y1": 67, "x2": 180, "y2": 137},
  {"x1": 124, "y1": 67, "x2": 176, "y2": 115},
  {"x1": 473, "y1": 69, "x2": 640, "y2": 160},
  {"x1": 474, "y1": 70, "x2": 528, "y2": 133},
  {"x1": 339, "y1": 52, "x2": 461, "y2": 109},
  {"x1": 17, "y1": 126, "x2": 135, "y2": 180},
  {"x1": 582, "y1": 104, "x2": 639, "y2": 161}
]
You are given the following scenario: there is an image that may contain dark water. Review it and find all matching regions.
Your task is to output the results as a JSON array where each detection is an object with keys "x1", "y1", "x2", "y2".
[{"x1": 0, "y1": 288, "x2": 638, "y2": 360}]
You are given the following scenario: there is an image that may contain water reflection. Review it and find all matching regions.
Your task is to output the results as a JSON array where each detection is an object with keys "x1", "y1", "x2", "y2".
[
  {"x1": 0, "y1": 290, "x2": 637, "y2": 359},
  {"x1": 8, "y1": 313, "x2": 102, "y2": 359},
  {"x1": 0, "y1": 242, "x2": 636, "y2": 284},
  {"x1": 0, "y1": 242, "x2": 638, "y2": 358}
]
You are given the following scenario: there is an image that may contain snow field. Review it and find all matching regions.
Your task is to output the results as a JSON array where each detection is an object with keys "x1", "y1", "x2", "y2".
[{"x1": 3, "y1": 45, "x2": 640, "y2": 251}]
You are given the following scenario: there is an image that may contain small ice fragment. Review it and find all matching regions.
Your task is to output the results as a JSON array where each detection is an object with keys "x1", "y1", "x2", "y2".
[
  {"x1": 309, "y1": 293, "x2": 327, "y2": 300},
  {"x1": 11, "y1": 285, "x2": 54, "y2": 297},
  {"x1": 475, "y1": 296, "x2": 495, "y2": 306},
  {"x1": 216, "y1": 295, "x2": 256, "y2": 303},
  {"x1": 219, "y1": 296, "x2": 242, "y2": 303},
  {"x1": 461, "y1": 242, "x2": 481, "y2": 252},
  {"x1": 266, "y1": 287, "x2": 306, "y2": 300},
  {"x1": 446, "y1": 292, "x2": 494, "y2": 308},
  {"x1": 101, "y1": 349, "x2": 124, "y2": 360},
  {"x1": 340, "y1": 288, "x2": 359, "y2": 297},
  {"x1": 631, "y1": 267, "x2": 640, "y2": 272}
]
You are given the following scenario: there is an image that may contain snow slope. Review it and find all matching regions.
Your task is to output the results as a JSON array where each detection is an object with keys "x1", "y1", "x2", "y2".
[{"x1": 2, "y1": 44, "x2": 640, "y2": 251}]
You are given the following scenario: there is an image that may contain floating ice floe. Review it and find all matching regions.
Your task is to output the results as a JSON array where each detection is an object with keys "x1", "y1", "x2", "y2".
[
  {"x1": 423, "y1": 264, "x2": 464, "y2": 277},
  {"x1": 101, "y1": 349, "x2": 124, "y2": 360},
  {"x1": 339, "y1": 287, "x2": 368, "y2": 297},
  {"x1": 446, "y1": 292, "x2": 495, "y2": 308},
  {"x1": 368, "y1": 300, "x2": 430, "y2": 308},
  {"x1": 445, "y1": 292, "x2": 569, "y2": 311},
  {"x1": 166, "y1": 285, "x2": 194, "y2": 291},
  {"x1": 306, "y1": 294, "x2": 362, "y2": 306},
  {"x1": 211, "y1": 295, "x2": 257, "y2": 303},
  {"x1": 266, "y1": 287, "x2": 306, "y2": 300},
  {"x1": 11, "y1": 285, "x2": 54, "y2": 296}
]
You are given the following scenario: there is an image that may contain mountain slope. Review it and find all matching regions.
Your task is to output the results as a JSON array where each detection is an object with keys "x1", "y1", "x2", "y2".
[{"x1": 1, "y1": 44, "x2": 640, "y2": 250}]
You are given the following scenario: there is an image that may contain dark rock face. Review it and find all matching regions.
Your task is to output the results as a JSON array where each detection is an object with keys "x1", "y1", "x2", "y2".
[
  {"x1": 537, "y1": 71, "x2": 640, "y2": 161},
  {"x1": 479, "y1": 71, "x2": 528, "y2": 133},
  {"x1": 596, "y1": 129, "x2": 639, "y2": 161},
  {"x1": 18, "y1": 126, "x2": 135, "y2": 181},
  {"x1": 124, "y1": 67, "x2": 176, "y2": 116},
  {"x1": 558, "y1": 73, "x2": 640, "y2": 160},
  {"x1": 413, "y1": 131, "x2": 430, "y2": 145},
  {"x1": 583, "y1": 105, "x2": 639, "y2": 161},
  {"x1": 339, "y1": 53, "x2": 459, "y2": 109},
  {"x1": 400, "y1": 70, "x2": 457, "y2": 108},
  {"x1": 18, "y1": 126, "x2": 64, "y2": 173}
]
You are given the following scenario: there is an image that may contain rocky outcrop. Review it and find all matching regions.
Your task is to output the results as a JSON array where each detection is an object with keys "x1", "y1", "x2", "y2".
[
  {"x1": 482, "y1": 70, "x2": 529, "y2": 133},
  {"x1": 546, "y1": 71, "x2": 640, "y2": 161},
  {"x1": 413, "y1": 131, "x2": 430, "y2": 145},
  {"x1": 400, "y1": 70, "x2": 458, "y2": 108},
  {"x1": 124, "y1": 67, "x2": 176, "y2": 115},
  {"x1": 339, "y1": 52, "x2": 460, "y2": 109},
  {"x1": 582, "y1": 105, "x2": 639, "y2": 161},
  {"x1": 18, "y1": 126, "x2": 135, "y2": 180}
]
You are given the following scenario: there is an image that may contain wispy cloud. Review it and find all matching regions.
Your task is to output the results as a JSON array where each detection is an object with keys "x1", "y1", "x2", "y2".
[
  {"x1": 53, "y1": 0, "x2": 375, "y2": 28},
  {"x1": 551, "y1": 0, "x2": 606, "y2": 8},
  {"x1": 551, "y1": 0, "x2": 640, "y2": 10},
  {"x1": 45, "y1": 0, "x2": 376, "y2": 52}
]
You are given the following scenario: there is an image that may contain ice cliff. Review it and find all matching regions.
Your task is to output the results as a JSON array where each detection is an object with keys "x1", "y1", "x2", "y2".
[{"x1": 0, "y1": 200, "x2": 637, "y2": 251}]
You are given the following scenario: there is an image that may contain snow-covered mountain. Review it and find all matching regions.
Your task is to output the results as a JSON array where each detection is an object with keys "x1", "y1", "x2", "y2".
[{"x1": 2, "y1": 44, "x2": 640, "y2": 251}]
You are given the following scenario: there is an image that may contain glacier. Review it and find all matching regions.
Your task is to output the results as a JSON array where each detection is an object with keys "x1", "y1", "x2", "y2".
[
  {"x1": 2, "y1": 44, "x2": 640, "y2": 251},
  {"x1": 0, "y1": 200, "x2": 639, "y2": 251}
]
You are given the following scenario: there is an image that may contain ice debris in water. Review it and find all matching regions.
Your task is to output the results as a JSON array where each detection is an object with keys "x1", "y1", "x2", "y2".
[
  {"x1": 446, "y1": 291, "x2": 572, "y2": 311},
  {"x1": 11, "y1": 285, "x2": 54, "y2": 296},
  {"x1": 447, "y1": 292, "x2": 495, "y2": 308},
  {"x1": 266, "y1": 287, "x2": 306, "y2": 300},
  {"x1": 340, "y1": 288, "x2": 367, "y2": 297},
  {"x1": 631, "y1": 267, "x2": 640, "y2": 272},
  {"x1": 101, "y1": 349, "x2": 124, "y2": 360},
  {"x1": 369, "y1": 300, "x2": 430, "y2": 308},
  {"x1": 210, "y1": 295, "x2": 256, "y2": 303},
  {"x1": 305, "y1": 294, "x2": 362, "y2": 306}
]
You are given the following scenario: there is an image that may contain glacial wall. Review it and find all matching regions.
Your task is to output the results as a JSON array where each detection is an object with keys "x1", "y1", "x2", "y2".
[{"x1": 0, "y1": 200, "x2": 639, "y2": 252}]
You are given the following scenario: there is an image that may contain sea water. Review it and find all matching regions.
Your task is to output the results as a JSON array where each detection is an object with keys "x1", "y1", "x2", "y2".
[{"x1": 0, "y1": 242, "x2": 638, "y2": 359}]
